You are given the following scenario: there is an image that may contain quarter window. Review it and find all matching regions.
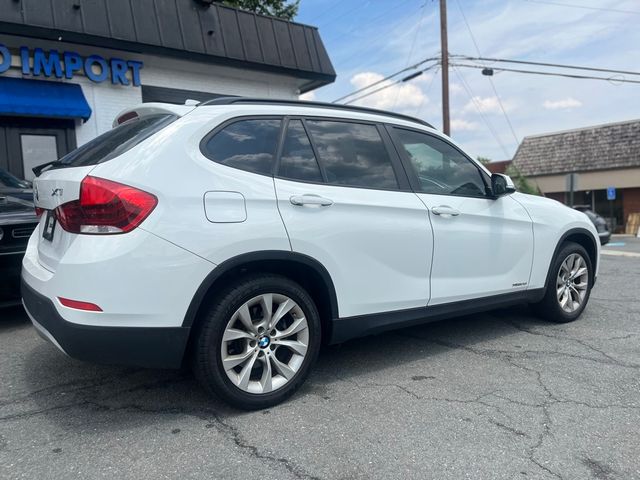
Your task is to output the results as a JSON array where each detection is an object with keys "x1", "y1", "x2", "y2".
[
  {"x1": 202, "y1": 118, "x2": 282, "y2": 175},
  {"x1": 305, "y1": 120, "x2": 398, "y2": 189},
  {"x1": 278, "y1": 120, "x2": 324, "y2": 182},
  {"x1": 393, "y1": 128, "x2": 487, "y2": 197}
]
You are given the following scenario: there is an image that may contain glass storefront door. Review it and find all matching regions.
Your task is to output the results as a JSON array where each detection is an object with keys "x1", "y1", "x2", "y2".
[{"x1": 0, "y1": 117, "x2": 75, "y2": 181}]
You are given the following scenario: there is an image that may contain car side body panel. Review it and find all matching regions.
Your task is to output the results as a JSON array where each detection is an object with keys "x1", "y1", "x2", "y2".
[
  {"x1": 275, "y1": 177, "x2": 433, "y2": 318},
  {"x1": 88, "y1": 108, "x2": 292, "y2": 266},
  {"x1": 511, "y1": 192, "x2": 600, "y2": 288},
  {"x1": 20, "y1": 101, "x2": 601, "y2": 373}
]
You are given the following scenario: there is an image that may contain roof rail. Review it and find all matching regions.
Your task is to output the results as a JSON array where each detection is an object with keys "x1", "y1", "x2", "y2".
[{"x1": 199, "y1": 97, "x2": 435, "y2": 129}]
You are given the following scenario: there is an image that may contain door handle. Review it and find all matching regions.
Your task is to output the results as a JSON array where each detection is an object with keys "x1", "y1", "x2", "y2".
[
  {"x1": 290, "y1": 194, "x2": 334, "y2": 207},
  {"x1": 431, "y1": 205, "x2": 460, "y2": 217}
]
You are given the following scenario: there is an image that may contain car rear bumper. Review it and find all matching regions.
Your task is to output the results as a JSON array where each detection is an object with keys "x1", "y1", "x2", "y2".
[{"x1": 21, "y1": 278, "x2": 190, "y2": 369}]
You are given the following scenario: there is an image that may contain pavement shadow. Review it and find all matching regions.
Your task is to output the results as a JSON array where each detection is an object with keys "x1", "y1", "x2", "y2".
[
  {"x1": 0, "y1": 305, "x2": 30, "y2": 331},
  {"x1": 19, "y1": 304, "x2": 548, "y2": 433},
  {"x1": 306, "y1": 304, "x2": 547, "y2": 387}
]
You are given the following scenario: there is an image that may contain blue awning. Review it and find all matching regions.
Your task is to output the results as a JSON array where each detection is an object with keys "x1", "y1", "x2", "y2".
[{"x1": 0, "y1": 77, "x2": 92, "y2": 120}]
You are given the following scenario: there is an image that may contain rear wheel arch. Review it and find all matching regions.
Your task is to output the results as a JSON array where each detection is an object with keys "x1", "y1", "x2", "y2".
[{"x1": 183, "y1": 251, "x2": 338, "y2": 344}]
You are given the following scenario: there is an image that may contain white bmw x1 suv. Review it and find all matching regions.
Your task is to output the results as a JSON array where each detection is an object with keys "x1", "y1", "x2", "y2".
[{"x1": 22, "y1": 98, "x2": 599, "y2": 409}]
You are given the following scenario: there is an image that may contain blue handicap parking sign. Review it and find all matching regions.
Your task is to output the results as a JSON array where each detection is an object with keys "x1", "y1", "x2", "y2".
[{"x1": 607, "y1": 187, "x2": 616, "y2": 201}]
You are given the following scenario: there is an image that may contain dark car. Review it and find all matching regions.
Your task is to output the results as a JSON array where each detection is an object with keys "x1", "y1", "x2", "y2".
[
  {"x1": 0, "y1": 168, "x2": 33, "y2": 202},
  {"x1": 0, "y1": 193, "x2": 39, "y2": 307},
  {"x1": 574, "y1": 206, "x2": 611, "y2": 245}
]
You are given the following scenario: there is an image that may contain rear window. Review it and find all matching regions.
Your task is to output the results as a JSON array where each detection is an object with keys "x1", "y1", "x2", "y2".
[
  {"x1": 55, "y1": 114, "x2": 176, "y2": 168},
  {"x1": 201, "y1": 118, "x2": 282, "y2": 176}
]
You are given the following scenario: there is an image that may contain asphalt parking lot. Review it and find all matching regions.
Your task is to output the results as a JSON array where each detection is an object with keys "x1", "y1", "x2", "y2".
[{"x1": 1, "y1": 245, "x2": 639, "y2": 480}]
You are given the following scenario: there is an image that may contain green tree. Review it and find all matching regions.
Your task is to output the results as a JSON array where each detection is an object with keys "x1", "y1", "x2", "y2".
[
  {"x1": 216, "y1": 0, "x2": 300, "y2": 20},
  {"x1": 476, "y1": 156, "x2": 492, "y2": 166},
  {"x1": 505, "y1": 164, "x2": 541, "y2": 195}
]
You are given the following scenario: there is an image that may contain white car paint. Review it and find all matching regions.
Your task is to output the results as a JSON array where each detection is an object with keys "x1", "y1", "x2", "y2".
[
  {"x1": 275, "y1": 177, "x2": 432, "y2": 317},
  {"x1": 418, "y1": 192, "x2": 534, "y2": 305},
  {"x1": 22, "y1": 101, "x2": 599, "y2": 337},
  {"x1": 511, "y1": 192, "x2": 601, "y2": 287}
]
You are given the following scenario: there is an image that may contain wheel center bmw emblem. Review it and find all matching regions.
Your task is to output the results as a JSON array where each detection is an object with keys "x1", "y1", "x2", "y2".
[{"x1": 258, "y1": 336, "x2": 270, "y2": 348}]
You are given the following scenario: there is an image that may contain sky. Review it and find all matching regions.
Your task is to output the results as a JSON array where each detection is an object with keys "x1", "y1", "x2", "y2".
[{"x1": 295, "y1": 0, "x2": 640, "y2": 161}]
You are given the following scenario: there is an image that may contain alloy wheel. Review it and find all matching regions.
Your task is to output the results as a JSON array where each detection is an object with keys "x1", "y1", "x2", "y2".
[
  {"x1": 221, "y1": 293, "x2": 309, "y2": 394},
  {"x1": 556, "y1": 253, "x2": 589, "y2": 313}
]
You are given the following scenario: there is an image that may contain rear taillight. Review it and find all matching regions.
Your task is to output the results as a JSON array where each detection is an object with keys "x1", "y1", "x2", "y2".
[
  {"x1": 55, "y1": 176, "x2": 157, "y2": 235},
  {"x1": 35, "y1": 207, "x2": 44, "y2": 217}
]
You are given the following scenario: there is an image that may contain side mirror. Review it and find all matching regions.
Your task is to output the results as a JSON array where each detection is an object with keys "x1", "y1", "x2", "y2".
[{"x1": 491, "y1": 173, "x2": 516, "y2": 197}]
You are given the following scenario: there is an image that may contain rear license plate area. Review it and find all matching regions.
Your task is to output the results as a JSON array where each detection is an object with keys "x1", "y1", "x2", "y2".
[{"x1": 43, "y1": 210, "x2": 56, "y2": 242}]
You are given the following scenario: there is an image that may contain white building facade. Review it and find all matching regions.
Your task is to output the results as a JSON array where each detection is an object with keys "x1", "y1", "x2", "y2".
[{"x1": 0, "y1": 0, "x2": 335, "y2": 181}]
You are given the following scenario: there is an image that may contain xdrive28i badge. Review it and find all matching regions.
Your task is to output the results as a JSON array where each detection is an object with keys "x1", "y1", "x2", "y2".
[{"x1": 51, "y1": 188, "x2": 63, "y2": 197}]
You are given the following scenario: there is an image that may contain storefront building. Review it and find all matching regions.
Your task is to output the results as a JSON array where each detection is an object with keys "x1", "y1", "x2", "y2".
[
  {"x1": 0, "y1": 0, "x2": 335, "y2": 181},
  {"x1": 511, "y1": 119, "x2": 640, "y2": 232}
]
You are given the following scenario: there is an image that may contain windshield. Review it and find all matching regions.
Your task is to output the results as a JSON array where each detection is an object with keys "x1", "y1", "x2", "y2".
[
  {"x1": 48, "y1": 114, "x2": 177, "y2": 171},
  {"x1": 0, "y1": 168, "x2": 31, "y2": 189}
]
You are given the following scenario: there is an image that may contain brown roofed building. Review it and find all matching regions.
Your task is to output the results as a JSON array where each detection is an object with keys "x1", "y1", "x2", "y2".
[
  {"x1": 512, "y1": 119, "x2": 640, "y2": 232},
  {"x1": 485, "y1": 160, "x2": 512, "y2": 174}
]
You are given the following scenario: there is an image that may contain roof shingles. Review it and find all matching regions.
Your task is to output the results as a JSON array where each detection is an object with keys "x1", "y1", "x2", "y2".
[{"x1": 512, "y1": 119, "x2": 640, "y2": 176}]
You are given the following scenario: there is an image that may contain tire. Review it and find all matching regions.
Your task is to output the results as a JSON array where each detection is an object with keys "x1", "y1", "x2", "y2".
[
  {"x1": 532, "y1": 241, "x2": 593, "y2": 323},
  {"x1": 193, "y1": 274, "x2": 321, "y2": 410}
]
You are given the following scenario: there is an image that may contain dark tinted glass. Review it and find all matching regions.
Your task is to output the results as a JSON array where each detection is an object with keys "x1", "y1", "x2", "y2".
[
  {"x1": 305, "y1": 120, "x2": 398, "y2": 189},
  {"x1": 394, "y1": 128, "x2": 486, "y2": 197},
  {"x1": 57, "y1": 114, "x2": 176, "y2": 168},
  {"x1": 0, "y1": 168, "x2": 30, "y2": 189},
  {"x1": 204, "y1": 119, "x2": 281, "y2": 175},
  {"x1": 278, "y1": 120, "x2": 323, "y2": 182}
]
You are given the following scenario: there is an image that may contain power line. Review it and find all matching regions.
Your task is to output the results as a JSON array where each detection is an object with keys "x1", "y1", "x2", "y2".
[
  {"x1": 312, "y1": 1, "x2": 372, "y2": 31},
  {"x1": 453, "y1": 66, "x2": 510, "y2": 158},
  {"x1": 393, "y1": 1, "x2": 429, "y2": 109},
  {"x1": 306, "y1": 0, "x2": 349, "y2": 23},
  {"x1": 330, "y1": 0, "x2": 426, "y2": 72},
  {"x1": 452, "y1": 55, "x2": 640, "y2": 77},
  {"x1": 332, "y1": 56, "x2": 439, "y2": 103},
  {"x1": 452, "y1": 63, "x2": 640, "y2": 85},
  {"x1": 454, "y1": 0, "x2": 519, "y2": 144},
  {"x1": 342, "y1": 63, "x2": 439, "y2": 105},
  {"x1": 414, "y1": 65, "x2": 439, "y2": 116},
  {"x1": 523, "y1": 0, "x2": 640, "y2": 15},
  {"x1": 321, "y1": 0, "x2": 414, "y2": 44}
]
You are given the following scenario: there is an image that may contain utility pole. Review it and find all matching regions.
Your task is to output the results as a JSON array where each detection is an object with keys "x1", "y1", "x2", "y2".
[{"x1": 439, "y1": 0, "x2": 450, "y2": 135}]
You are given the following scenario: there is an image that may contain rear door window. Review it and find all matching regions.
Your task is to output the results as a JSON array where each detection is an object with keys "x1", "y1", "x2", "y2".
[
  {"x1": 304, "y1": 120, "x2": 399, "y2": 190},
  {"x1": 56, "y1": 114, "x2": 176, "y2": 168},
  {"x1": 278, "y1": 120, "x2": 324, "y2": 183},
  {"x1": 202, "y1": 118, "x2": 282, "y2": 176}
]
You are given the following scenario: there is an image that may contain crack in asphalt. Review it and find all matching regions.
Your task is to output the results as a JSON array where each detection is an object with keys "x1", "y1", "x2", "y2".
[
  {"x1": 397, "y1": 331, "x2": 633, "y2": 480},
  {"x1": 504, "y1": 320, "x2": 640, "y2": 368},
  {"x1": 0, "y1": 377, "x2": 319, "y2": 480}
]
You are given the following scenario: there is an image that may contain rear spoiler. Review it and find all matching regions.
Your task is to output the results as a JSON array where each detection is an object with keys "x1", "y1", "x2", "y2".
[{"x1": 112, "y1": 102, "x2": 197, "y2": 128}]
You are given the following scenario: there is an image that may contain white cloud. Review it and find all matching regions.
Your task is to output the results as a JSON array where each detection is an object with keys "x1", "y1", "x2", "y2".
[
  {"x1": 347, "y1": 71, "x2": 428, "y2": 111},
  {"x1": 463, "y1": 96, "x2": 512, "y2": 115},
  {"x1": 450, "y1": 83, "x2": 464, "y2": 95},
  {"x1": 451, "y1": 118, "x2": 479, "y2": 131},
  {"x1": 543, "y1": 97, "x2": 582, "y2": 110},
  {"x1": 299, "y1": 91, "x2": 316, "y2": 101}
]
